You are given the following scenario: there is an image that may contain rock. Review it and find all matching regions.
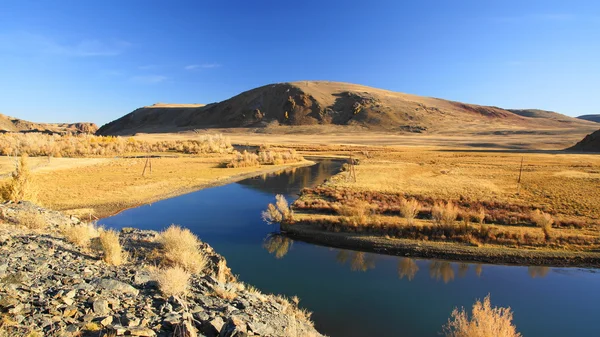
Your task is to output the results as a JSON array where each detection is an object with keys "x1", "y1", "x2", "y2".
[
  {"x1": 93, "y1": 299, "x2": 110, "y2": 315},
  {"x1": 100, "y1": 316, "x2": 113, "y2": 326},
  {"x1": 110, "y1": 325, "x2": 156, "y2": 337},
  {"x1": 209, "y1": 316, "x2": 225, "y2": 334},
  {"x1": 219, "y1": 316, "x2": 247, "y2": 337},
  {"x1": 94, "y1": 279, "x2": 139, "y2": 296}
]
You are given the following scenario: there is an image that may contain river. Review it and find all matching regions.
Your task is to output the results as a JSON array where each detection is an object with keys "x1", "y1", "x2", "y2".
[{"x1": 100, "y1": 159, "x2": 600, "y2": 337}]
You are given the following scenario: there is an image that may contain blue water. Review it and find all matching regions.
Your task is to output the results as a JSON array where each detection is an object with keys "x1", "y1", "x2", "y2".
[{"x1": 100, "y1": 160, "x2": 600, "y2": 337}]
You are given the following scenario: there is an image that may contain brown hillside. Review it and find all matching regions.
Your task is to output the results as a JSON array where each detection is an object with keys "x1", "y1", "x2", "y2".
[
  {"x1": 568, "y1": 129, "x2": 600, "y2": 152},
  {"x1": 0, "y1": 113, "x2": 98, "y2": 134},
  {"x1": 96, "y1": 81, "x2": 596, "y2": 136},
  {"x1": 578, "y1": 114, "x2": 600, "y2": 123}
]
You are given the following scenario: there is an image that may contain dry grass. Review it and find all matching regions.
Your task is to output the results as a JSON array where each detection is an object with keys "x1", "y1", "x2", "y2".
[
  {"x1": 227, "y1": 148, "x2": 304, "y2": 168},
  {"x1": 159, "y1": 225, "x2": 207, "y2": 274},
  {"x1": 213, "y1": 286, "x2": 237, "y2": 300},
  {"x1": 443, "y1": 294, "x2": 521, "y2": 337},
  {"x1": 531, "y1": 209, "x2": 554, "y2": 241},
  {"x1": 61, "y1": 223, "x2": 99, "y2": 248},
  {"x1": 153, "y1": 266, "x2": 190, "y2": 297},
  {"x1": 14, "y1": 211, "x2": 46, "y2": 230},
  {"x1": 262, "y1": 194, "x2": 294, "y2": 225},
  {"x1": 399, "y1": 198, "x2": 421, "y2": 225},
  {"x1": 432, "y1": 201, "x2": 459, "y2": 226},
  {"x1": 0, "y1": 132, "x2": 233, "y2": 157},
  {"x1": 99, "y1": 229, "x2": 126, "y2": 265},
  {"x1": 0, "y1": 154, "x2": 36, "y2": 203}
]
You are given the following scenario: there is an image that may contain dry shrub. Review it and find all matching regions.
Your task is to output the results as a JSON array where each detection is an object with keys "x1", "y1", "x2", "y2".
[
  {"x1": 443, "y1": 294, "x2": 521, "y2": 337},
  {"x1": 0, "y1": 154, "x2": 36, "y2": 203},
  {"x1": 531, "y1": 209, "x2": 553, "y2": 241},
  {"x1": 334, "y1": 200, "x2": 374, "y2": 227},
  {"x1": 258, "y1": 149, "x2": 303, "y2": 165},
  {"x1": 399, "y1": 198, "x2": 421, "y2": 225},
  {"x1": 61, "y1": 223, "x2": 99, "y2": 248},
  {"x1": 213, "y1": 286, "x2": 237, "y2": 300},
  {"x1": 474, "y1": 207, "x2": 486, "y2": 224},
  {"x1": 432, "y1": 201, "x2": 459, "y2": 226},
  {"x1": 153, "y1": 266, "x2": 190, "y2": 297},
  {"x1": 99, "y1": 229, "x2": 126, "y2": 265},
  {"x1": 160, "y1": 225, "x2": 207, "y2": 274},
  {"x1": 0, "y1": 133, "x2": 232, "y2": 157},
  {"x1": 227, "y1": 150, "x2": 260, "y2": 168},
  {"x1": 14, "y1": 211, "x2": 45, "y2": 230},
  {"x1": 262, "y1": 194, "x2": 294, "y2": 224}
]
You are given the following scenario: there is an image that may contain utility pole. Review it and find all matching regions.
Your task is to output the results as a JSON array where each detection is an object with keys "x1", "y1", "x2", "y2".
[{"x1": 516, "y1": 157, "x2": 524, "y2": 195}]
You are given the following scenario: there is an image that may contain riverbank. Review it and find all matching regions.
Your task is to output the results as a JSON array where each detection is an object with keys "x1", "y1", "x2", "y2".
[
  {"x1": 0, "y1": 202, "x2": 322, "y2": 337},
  {"x1": 282, "y1": 221, "x2": 600, "y2": 268},
  {"x1": 16, "y1": 155, "x2": 313, "y2": 219}
]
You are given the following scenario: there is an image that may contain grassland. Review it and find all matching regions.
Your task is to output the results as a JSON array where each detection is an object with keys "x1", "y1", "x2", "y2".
[{"x1": 281, "y1": 145, "x2": 600, "y2": 266}]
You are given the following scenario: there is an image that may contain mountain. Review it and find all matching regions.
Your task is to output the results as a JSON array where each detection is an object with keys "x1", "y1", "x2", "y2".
[
  {"x1": 568, "y1": 129, "x2": 600, "y2": 152},
  {"x1": 0, "y1": 113, "x2": 98, "y2": 134},
  {"x1": 96, "y1": 81, "x2": 595, "y2": 136},
  {"x1": 578, "y1": 115, "x2": 600, "y2": 123}
]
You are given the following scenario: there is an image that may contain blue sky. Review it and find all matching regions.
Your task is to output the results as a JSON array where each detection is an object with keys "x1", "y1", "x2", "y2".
[{"x1": 0, "y1": 1, "x2": 598, "y2": 125}]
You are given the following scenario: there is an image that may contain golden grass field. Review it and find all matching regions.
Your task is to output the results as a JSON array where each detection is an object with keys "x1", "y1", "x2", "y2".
[{"x1": 0, "y1": 154, "x2": 311, "y2": 219}]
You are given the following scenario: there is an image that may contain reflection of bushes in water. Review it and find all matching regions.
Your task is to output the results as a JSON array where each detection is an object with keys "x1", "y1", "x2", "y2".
[
  {"x1": 263, "y1": 234, "x2": 293, "y2": 259},
  {"x1": 398, "y1": 258, "x2": 419, "y2": 281},
  {"x1": 527, "y1": 266, "x2": 550, "y2": 279},
  {"x1": 474, "y1": 264, "x2": 483, "y2": 278},
  {"x1": 335, "y1": 250, "x2": 376, "y2": 272},
  {"x1": 429, "y1": 261, "x2": 455, "y2": 283},
  {"x1": 458, "y1": 263, "x2": 470, "y2": 278}
]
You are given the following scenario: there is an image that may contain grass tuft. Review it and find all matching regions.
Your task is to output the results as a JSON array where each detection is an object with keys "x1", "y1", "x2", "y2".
[
  {"x1": 153, "y1": 266, "x2": 190, "y2": 297},
  {"x1": 99, "y1": 229, "x2": 126, "y2": 265},
  {"x1": 160, "y1": 225, "x2": 207, "y2": 274}
]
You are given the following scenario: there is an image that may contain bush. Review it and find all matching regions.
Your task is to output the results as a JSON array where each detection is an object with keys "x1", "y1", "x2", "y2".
[
  {"x1": 531, "y1": 209, "x2": 553, "y2": 241},
  {"x1": 14, "y1": 211, "x2": 45, "y2": 230},
  {"x1": 160, "y1": 225, "x2": 207, "y2": 274},
  {"x1": 399, "y1": 198, "x2": 421, "y2": 225},
  {"x1": 99, "y1": 229, "x2": 125, "y2": 265},
  {"x1": 443, "y1": 294, "x2": 521, "y2": 337},
  {"x1": 432, "y1": 201, "x2": 459, "y2": 226},
  {"x1": 262, "y1": 194, "x2": 294, "y2": 225},
  {"x1": 1, "y1": 154, "x2": 36, "y2": 203},
  {"x1": 153, "y1": 266, "x2": 190, "y2": 297},
  {"x1": 226, "y1": 150, "x2": 260, "y2": 168},
  {"x1": 61, "y1": 223, "x2": 99, "y2": 248}
]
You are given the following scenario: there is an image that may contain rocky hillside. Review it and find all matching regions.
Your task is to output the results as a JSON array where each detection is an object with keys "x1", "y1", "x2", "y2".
[
  {"x1": 578, "y1": 114, "x2": 600, "y2": 123},
  {"x1": 97, "y1": 81, "x2": 595, "y2": 135},
  {"x1": 0, "y1": 113, "x2": 98, "y2": 134},
  {"x1": 568, "y1": 129, "x2": 600, "y2": 152},
  {"x1": 0, "y1": 202, "x2": 321, "y2": 337}
]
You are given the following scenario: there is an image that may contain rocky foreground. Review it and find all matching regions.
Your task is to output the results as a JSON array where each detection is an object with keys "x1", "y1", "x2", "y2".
[{"x1": 0, "y1": 202, "x2": 322, "y2": 337}]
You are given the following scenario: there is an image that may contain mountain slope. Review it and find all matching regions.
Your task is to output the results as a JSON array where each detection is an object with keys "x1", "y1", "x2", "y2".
[
  {"x1": 96, "y1": 81, "x2": 596, "y2": 135},
  {"x1": 578, "y1": 114, "x2": 600, "y2": 123},
  {"x1": 0, "y1": 113, "x2": 98, "y2": 134},
  {"x1": 568, "y1": 129, "x2": 600, "y2": 152}
]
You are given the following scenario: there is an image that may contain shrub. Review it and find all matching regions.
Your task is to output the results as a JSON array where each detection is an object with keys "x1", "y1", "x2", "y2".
[
  {"x1": 262, "y1": 194, "x2": 294, "y2": 224},
  {"x1": 160, "y1": 225, "x2": 207, "y2": 274},
  {"x1": 531, "y1": 209, "x2": 553, "y2": 241},
  {"x1": 1, "y1": 154, "x2": 36, "y2": 203},
  {"x1": 99, "y1": 229, "x2": 125, "y2": 266},
  {"x1": 227, "y1": 150, "x2": 260, "y2": 168},
  {"x1": 399, "y1": 198, "x2": 421, "y2": 225},
  {"x1": 61, "y1": 223, "x2": 99, "y2": 248},
  {"x1": 14, "y1": 211, "x2": 46, "y2": 230},
  {"x1": 153, "y1": 266, "x2": 190, "y2": 297},
  {"x1": 443, "y1": 294, "x2": 521, "y2": 337},
  {"x1": 432, "y1": 201, "x2": 459, "y2": 226}
]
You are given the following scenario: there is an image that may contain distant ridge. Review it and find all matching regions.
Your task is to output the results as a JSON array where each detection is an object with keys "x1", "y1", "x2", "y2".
[
  {"x1": 0, "y1": 113, "x2": 97, "y2": 134},
  {"x1": 96, "y1": 81, "x2": 596, "y2": 136},
  {"x1": 578, "y1": 114, "x2": 600, "y2": 123}
]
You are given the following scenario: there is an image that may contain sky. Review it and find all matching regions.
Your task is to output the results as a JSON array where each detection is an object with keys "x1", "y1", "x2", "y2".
[{"x1": 0, "y1": 0, "x2": 599, "y2": 125}]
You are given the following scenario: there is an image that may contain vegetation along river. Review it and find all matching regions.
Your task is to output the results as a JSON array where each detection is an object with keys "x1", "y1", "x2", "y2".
[{"x1": 100, "y1": 159, "x2": 600, "y2": 337}]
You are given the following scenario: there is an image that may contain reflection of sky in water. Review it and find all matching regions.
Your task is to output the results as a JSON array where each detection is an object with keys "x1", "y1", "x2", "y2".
[{"x1": 101, "y1": 160, "x2": 600, "y2": 337}]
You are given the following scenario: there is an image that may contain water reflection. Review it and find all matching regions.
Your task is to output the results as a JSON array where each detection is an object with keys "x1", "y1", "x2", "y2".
[
  {"x1": 528, "y1": 266, "x2": 550, "y2": 279},
  {"x1": 336, "y1": 250, "x2": 376, "y2": 272},
  {"x1": 398, "y1": 258, "x2": 419, "y2": 281},
  {"x1": 458, "y1": 263, "x2": 470, "y2": 278},
  {"x1": 263, "y1": 233, "x2": 293, "y2": 259},
  {"x1": 429, "y1": 261, "x2": 455, "y2": 283}
]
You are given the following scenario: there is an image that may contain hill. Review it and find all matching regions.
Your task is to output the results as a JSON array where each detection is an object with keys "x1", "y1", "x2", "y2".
[
  {"x1": 96, "y1": 81, "x2": 595, "y2": 136},
  {"x1": 0, "y1": 113, "x2": 98, "y2": 134},
  {"x1": 578, "y1": 114, "x2": 600, "y2": 123},
  {"x1": 568, "y1": 129, "x2": 600, "y2": 152}
]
